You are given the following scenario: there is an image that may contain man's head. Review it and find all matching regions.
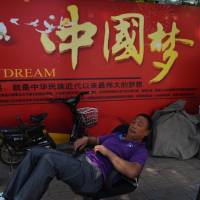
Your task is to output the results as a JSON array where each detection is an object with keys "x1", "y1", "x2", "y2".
[{"x1": 126, "y1": 113, "x2": 152, "y2": 141}]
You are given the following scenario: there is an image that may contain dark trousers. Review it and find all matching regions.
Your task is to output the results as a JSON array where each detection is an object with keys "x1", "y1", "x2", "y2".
[{"x1": 3, "y1": 147, "x2": 103, "y2": 200}]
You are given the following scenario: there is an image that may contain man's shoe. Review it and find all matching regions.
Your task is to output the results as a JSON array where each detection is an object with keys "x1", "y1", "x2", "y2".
[{"x1": 0, "y1": 192, "x2": 5, "y2": 200}]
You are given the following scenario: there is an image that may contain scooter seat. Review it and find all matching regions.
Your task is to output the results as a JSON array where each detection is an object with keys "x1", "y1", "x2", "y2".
[{"x1": 30, "y1": 113, "x2": 48, "y2": 123}]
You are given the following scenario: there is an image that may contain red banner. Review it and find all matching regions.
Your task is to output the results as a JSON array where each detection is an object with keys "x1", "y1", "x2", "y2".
[{"x1": 0, "y1": 0, "x2": 200, "y2": 135}]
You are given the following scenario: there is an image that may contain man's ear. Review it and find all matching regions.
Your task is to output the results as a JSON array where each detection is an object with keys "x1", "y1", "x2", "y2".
[{"x1": 144, "y1": 129, "x2": 150, "y2": 136}]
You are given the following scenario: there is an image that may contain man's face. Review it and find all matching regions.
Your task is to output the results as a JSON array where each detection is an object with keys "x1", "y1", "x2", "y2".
[{"x1": 127, "y1": 115, "x2": 149, "y2": 141}]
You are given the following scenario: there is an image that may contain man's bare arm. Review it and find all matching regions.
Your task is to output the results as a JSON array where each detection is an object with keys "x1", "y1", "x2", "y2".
[
  {"x1": 94, "y1": 145, "x2": 142, "y2": 179},
  {"x1": 87, "y1": 136, "x2": 99, "y2": 146},
  {"x1": 74, "y1": 136, "x2": 99, "y2": 151}
]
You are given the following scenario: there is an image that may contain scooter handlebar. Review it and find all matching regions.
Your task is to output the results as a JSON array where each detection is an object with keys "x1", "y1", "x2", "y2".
[
  {"x1": 79, "y1": 91, "x2": 91, "y2": 96},
  {"x1": 49, "y1": 91, "x2": 92, "y2": 105}
]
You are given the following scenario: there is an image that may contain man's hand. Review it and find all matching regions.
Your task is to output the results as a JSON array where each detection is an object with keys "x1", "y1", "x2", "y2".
[
  {"x1": 74, "y1": 136, "x2": 88, "y2": 151},
  {"x1": 94, "y1": 145, "x2": 110, "y2": 156}
]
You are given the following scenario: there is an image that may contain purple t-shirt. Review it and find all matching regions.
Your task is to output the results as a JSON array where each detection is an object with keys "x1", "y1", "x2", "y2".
[{"x1": 85, "y1": 132, "x2": 148, "y2": 181}]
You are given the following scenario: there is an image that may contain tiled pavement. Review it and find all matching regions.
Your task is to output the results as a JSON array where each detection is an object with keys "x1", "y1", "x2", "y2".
[{"x1": 0, "y1": 156, "x2": 200, "y2": 200}]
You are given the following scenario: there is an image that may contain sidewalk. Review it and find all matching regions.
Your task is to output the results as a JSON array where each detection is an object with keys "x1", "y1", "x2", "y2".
[{"x1": 0, "y1": 156, "x2": 200, "y2": 200}]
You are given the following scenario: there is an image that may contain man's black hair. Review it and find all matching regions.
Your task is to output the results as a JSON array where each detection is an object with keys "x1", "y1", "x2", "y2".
[
  {"x1": 137, "y1": 113, "x2": 153, "y2": 131},
  {"x1": 136, "y1": 113, "x2": 153, "y2": 150}
]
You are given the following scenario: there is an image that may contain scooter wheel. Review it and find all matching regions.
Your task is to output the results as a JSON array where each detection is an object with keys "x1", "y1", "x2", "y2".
[{"x1": 0, "y1": 144, "x2": 25, "y2": 166}]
